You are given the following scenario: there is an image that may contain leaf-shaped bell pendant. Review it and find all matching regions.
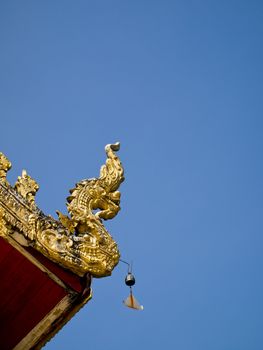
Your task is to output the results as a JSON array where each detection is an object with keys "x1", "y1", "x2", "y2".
[{"x1": 123, "y1": 289, "x2": 143, "y2": 311}]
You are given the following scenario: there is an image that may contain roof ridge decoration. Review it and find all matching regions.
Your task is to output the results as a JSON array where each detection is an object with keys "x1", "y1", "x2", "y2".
[{"x1": 0, "y1": 144, "x2": 124, "y2": 277}]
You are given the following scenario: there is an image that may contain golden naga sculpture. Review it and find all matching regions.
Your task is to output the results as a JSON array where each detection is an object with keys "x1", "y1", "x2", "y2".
[{"x1": 0, "y1": 144, "x2": 124, "y2": 277}]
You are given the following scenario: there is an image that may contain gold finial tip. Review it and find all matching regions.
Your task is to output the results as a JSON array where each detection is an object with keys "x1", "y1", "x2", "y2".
[{"x1": 105, "y1": 142, "x2": 120, "y2": 152}]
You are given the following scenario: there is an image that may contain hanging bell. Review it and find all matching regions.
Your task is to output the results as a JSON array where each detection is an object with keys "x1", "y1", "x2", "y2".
[{"x1": 125, "y1": 272, "x2": 135, "y2": 287}]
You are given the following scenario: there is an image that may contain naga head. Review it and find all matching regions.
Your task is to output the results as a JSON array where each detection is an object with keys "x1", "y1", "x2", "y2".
[
  {"x1": 54, "y1": 143, "x2": 125, "y2": 277},
  {"x1": 71, "y1": 224, "x2": 121, "y2": 277}
]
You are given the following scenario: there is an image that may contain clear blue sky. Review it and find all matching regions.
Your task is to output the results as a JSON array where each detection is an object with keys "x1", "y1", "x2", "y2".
[{"x1": 1, "y1": 1, "x2": 263, "y2": 349}]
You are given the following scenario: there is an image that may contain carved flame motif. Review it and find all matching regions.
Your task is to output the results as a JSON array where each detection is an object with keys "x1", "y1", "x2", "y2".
[
  {"x1": 0, "y1": 144, "x2": 124, "y2": 277},
  {"x1": 15, "y1": 170, "x2": 39, "y2": 207},
  {"x1": 0, "y1": 152, "x2": 11, "y2": 184}
]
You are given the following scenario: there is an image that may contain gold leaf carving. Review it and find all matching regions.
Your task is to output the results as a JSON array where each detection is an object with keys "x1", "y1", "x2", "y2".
[
  {"x1": 0, "y1": 152, "x2": 11, "y2": 185},
  {"x1": 0, "y1": 207, "x2": 8, "y2": 236},
  {"x1": 15, "y1": 170, "x2": 39, "y2": 206}
]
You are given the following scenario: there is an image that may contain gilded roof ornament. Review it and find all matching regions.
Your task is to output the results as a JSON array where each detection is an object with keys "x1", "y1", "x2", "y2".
[
  {"x1": 0, "y1": 152, "x2": 11, "y2": 184},
  {"x1": 0, "y1": 144, "x2": 124, "y2": 277},
  {"x1": 15, "y1": 170, "x2": 39, "y2": 206}
]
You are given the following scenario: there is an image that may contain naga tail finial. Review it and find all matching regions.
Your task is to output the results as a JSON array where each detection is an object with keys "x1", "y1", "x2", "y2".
[
  {"x1": 99, "y1": 142, "x2": 125, "y2": 191},
  {"x1": 66, "y1": 142, "x2": 125, "y2": 223}
]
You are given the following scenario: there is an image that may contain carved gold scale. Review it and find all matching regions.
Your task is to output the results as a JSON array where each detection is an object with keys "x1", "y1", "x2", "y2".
[{"x1": 0, "y1": 143, "x2": 124, "y2": 278}]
